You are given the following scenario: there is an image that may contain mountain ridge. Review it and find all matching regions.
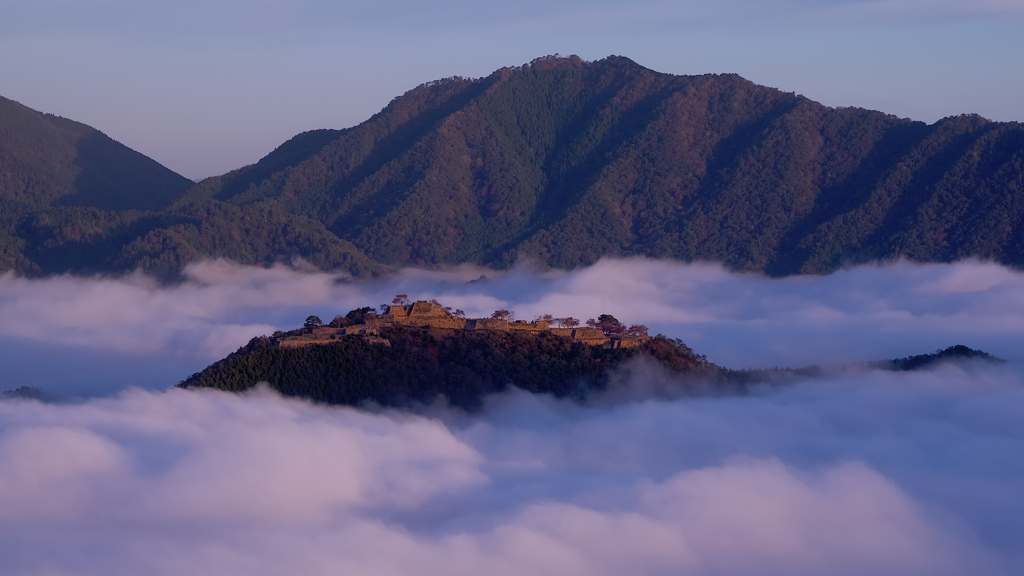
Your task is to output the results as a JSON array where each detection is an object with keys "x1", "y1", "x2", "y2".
[{"x1": 2, "y1": 55, "x2": 1023, "y2": 278}]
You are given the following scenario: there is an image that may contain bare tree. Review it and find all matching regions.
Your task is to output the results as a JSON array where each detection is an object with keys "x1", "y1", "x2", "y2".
[{"x1": 392, "y1": 294, "x2": 409, "y2": 305}]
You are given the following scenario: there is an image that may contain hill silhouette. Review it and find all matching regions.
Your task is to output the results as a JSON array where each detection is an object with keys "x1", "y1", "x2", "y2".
[{"x1": 3, "y1": 55, "x2": 1024, "y2": 277}]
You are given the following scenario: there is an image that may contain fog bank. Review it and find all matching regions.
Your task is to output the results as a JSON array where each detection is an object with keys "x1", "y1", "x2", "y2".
[
  {"x1": 1, "y1": 362, "x2": 1021, "y2": 575},
  {"x1": 2, "y1": 258, "x2": 1023, "y2": 395},
  {"x1": 2, "y1": 258, "x2": 1022, "y2": 573}
]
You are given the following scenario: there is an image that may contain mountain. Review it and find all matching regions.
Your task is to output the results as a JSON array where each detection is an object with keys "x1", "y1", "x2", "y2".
[
  {"x1": 0, "y1": 96, "x2": 193, "y2": 216},
  {"x1": 0, "y1": 96, "x2": 195, "y2": 274},
  {"x1": 0, "y1": 96, "x2": 379, "y2": 278},
  {"x1": 3, "y1": 55, "x2": 1024, "y2": 278}
]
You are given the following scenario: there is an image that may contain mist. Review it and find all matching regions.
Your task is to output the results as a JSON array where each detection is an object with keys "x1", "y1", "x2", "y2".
[
  {"x1": 2, "y1": 258, "x2": 1023, "y2": 395},
  {"x1": 1, "y1": 365, "x2": 1021, "y2": 574},
  {"x1": 1, "y1": 258, "x2": 1023, "y2": 574}
]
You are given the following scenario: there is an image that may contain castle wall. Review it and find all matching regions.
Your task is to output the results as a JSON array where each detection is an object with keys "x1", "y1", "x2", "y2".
[
  {"x1": 281, "y1": 301, "x2": 650, "y2": 350},
  {"x1": 405, "y1": 317, "x2": 467, "y2": 329},
  {"x1": 466, "y1": 318, "x2": 509, "y2": 331}
]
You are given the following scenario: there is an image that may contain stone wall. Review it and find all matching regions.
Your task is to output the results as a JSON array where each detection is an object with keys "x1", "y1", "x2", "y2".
[
  {"x1": 465, "y1": 318, "x2": 509, "y2": 331},
  {"x1": 281, "y1": 301, "x2": 651, "y2": 350},
  {"x1": 381, "y1": 301, "x2": 459, "y2": 327},
  {"x1": 608, "y1": 336, "x2": 650, "y2": 349}
]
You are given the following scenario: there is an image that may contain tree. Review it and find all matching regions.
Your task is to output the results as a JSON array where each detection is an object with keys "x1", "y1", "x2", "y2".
[
  {"x1": 304, "y1": 315, "x2": 323, "y2": 331},
  {"x1": 491, "y1": 309, "x2": 514, "y2": 322},
  {"x1": 539, "y1": 314, "x2": 554, "y2": 324},
  {"x1": 564, "y1": 317, "x2": 579, "y2": 328},
  {"x1": 626, "y1": 324, "x2": 649, "y2": 337},
  {"x1": 454, "y1": 309, "x2": 466, "y2": 318},
  {"x1": 344, "y1": 307, "x2": 374, "y2": 324},
  {"x1": 392, "y1": 294, "x2": 410, "y2": 305},
  {"x1": 594, "y1": 313, "x2": 625, "y2": 336}
]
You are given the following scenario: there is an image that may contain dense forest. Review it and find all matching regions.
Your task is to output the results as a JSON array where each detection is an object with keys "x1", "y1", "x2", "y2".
[{"x1": 3, "y1": 55, "x2": 1024, "y2": 278}]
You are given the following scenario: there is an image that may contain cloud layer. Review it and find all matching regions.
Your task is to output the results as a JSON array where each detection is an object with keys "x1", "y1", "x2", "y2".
[
  {"x1": 1, "y1": 363, "x2": 1021, "y2": 575},
  {"x1": 2, "y1": 258, "x2": 1024, "y2": 395},
  {"x1": 2, "y1": 258, "x2": 1023, "y2": 573}
]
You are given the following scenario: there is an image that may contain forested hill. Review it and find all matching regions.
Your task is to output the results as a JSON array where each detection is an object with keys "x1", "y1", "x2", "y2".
[
  {"x1": 179, "y1": 325, "x2": 720, "y2": 409},
  {"x1": 0, "y1": 96, "x2": 195, "y2": 275},
  {"x1": 182, "y1": 54, "x2": 1024, "y2": 275},
  {"x1": 0, "y1": 96, "x2": 193, "y2": 216},
  {"x1": 177, "y1": 317, "x2": 1002, "y2": 410},
  {"x1": 4, "y1": 55, "x2": 1024, "y2": 278}
]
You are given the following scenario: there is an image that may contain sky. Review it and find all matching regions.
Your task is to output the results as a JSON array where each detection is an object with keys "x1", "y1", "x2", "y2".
[
  {"x1": 1, "y1": 258, "x2": 1023, "y2": 574},
  {"x1": 1, "y1": 0, "x2": 1023, "y2": 180}
]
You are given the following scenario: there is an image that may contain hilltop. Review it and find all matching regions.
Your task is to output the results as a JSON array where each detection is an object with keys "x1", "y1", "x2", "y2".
[
  {"x1": 3, "y1": 55, "x2": 1024, "y2": 278},
  {"x1": 179, "y1": 298, "x2": 1003, "y2": 410},
  {"x1": 180, "y1": 300, "x2": 704, "y2": 409}
]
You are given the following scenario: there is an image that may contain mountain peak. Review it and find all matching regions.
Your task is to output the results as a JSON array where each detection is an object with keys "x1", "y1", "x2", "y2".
[{"x1": 3, "y1": 57, "x2": 1023, "y2": 279}]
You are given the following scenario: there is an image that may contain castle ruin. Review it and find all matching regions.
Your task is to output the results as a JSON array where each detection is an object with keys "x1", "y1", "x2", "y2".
[{"x1": 278, "y1": 301, "x2": 649, "y2": 349}]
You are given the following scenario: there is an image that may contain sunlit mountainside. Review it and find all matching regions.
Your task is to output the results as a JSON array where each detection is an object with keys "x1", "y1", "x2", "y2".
[{"x1": 2, "y1": 55, "x2": 1024, "y2": 278}]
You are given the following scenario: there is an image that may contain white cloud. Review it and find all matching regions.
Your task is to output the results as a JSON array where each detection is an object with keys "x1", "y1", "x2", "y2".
[
  {"x1": 2, "y1": 258, "x2": 1023, "y2": 571},
  {"x1": 2, "y1": 258, "x2": 1023, "y2": 381},
  {"x1": 1, "y1": 363, "x2": 1020, "y2": 575}
]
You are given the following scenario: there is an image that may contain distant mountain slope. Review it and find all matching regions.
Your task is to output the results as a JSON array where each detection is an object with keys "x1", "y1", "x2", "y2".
[
  {"x1": 3, "y1": 55, "x2": 1024, "y2": 278},
  {"x1": 0, "y1": 96, "x2": 193, "y2": 216},
  {"x1": 186, "y1": 55, "x2": 1024, "y2": 274},
  {"x1": 0, "y1": 97, "x2": 378, "y2": 278}
]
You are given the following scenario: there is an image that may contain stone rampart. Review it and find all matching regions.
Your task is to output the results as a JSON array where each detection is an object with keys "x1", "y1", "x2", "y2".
[
  {"x1": 465, "y1": 318, "x2": 509, "y2": 331},
  {"x1": 280, "y1": 301, "x2": 651, "y2": 350}
]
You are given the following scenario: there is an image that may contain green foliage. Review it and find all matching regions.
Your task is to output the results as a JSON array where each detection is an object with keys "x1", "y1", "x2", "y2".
[
  {"x1": 4, "y1": 57, "x2": 1024, "y2": 279},
  {"x1": 0, "y1": 96, "x2": 192, "y2": 219}
]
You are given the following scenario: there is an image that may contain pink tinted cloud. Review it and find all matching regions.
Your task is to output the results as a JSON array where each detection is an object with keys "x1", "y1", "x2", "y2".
[
  {"x1": 1, "y1": 365, "x2": 1019, "y2": 575},
  {"x1": 3, "y1": 258, "x2": 1024, "y2": 370}
]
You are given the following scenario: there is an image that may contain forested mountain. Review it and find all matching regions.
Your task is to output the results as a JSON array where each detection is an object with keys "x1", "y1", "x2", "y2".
[
  {"x1": 0, "y1": 96, "x2": 379, "y2": 277},
  {"x1": 0, "y1": 96, "x2": 193, "y2": 216},
  {"x1": 3, "y1": 55, "x2": 1024, "y2": 278},
  {"x1": 0, "y1": 96, "x2": 196, "y2": 273}
]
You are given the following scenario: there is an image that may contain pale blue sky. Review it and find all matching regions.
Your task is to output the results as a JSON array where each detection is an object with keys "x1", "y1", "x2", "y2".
[{"x1": 1, "y1": 0, "x2": 1022, "y2": 180}]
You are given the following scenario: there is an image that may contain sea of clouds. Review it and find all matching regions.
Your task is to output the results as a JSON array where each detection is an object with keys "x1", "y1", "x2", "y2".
[{"x1": 1, "y1": 257, "x2": 1023, "y2": 574}]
